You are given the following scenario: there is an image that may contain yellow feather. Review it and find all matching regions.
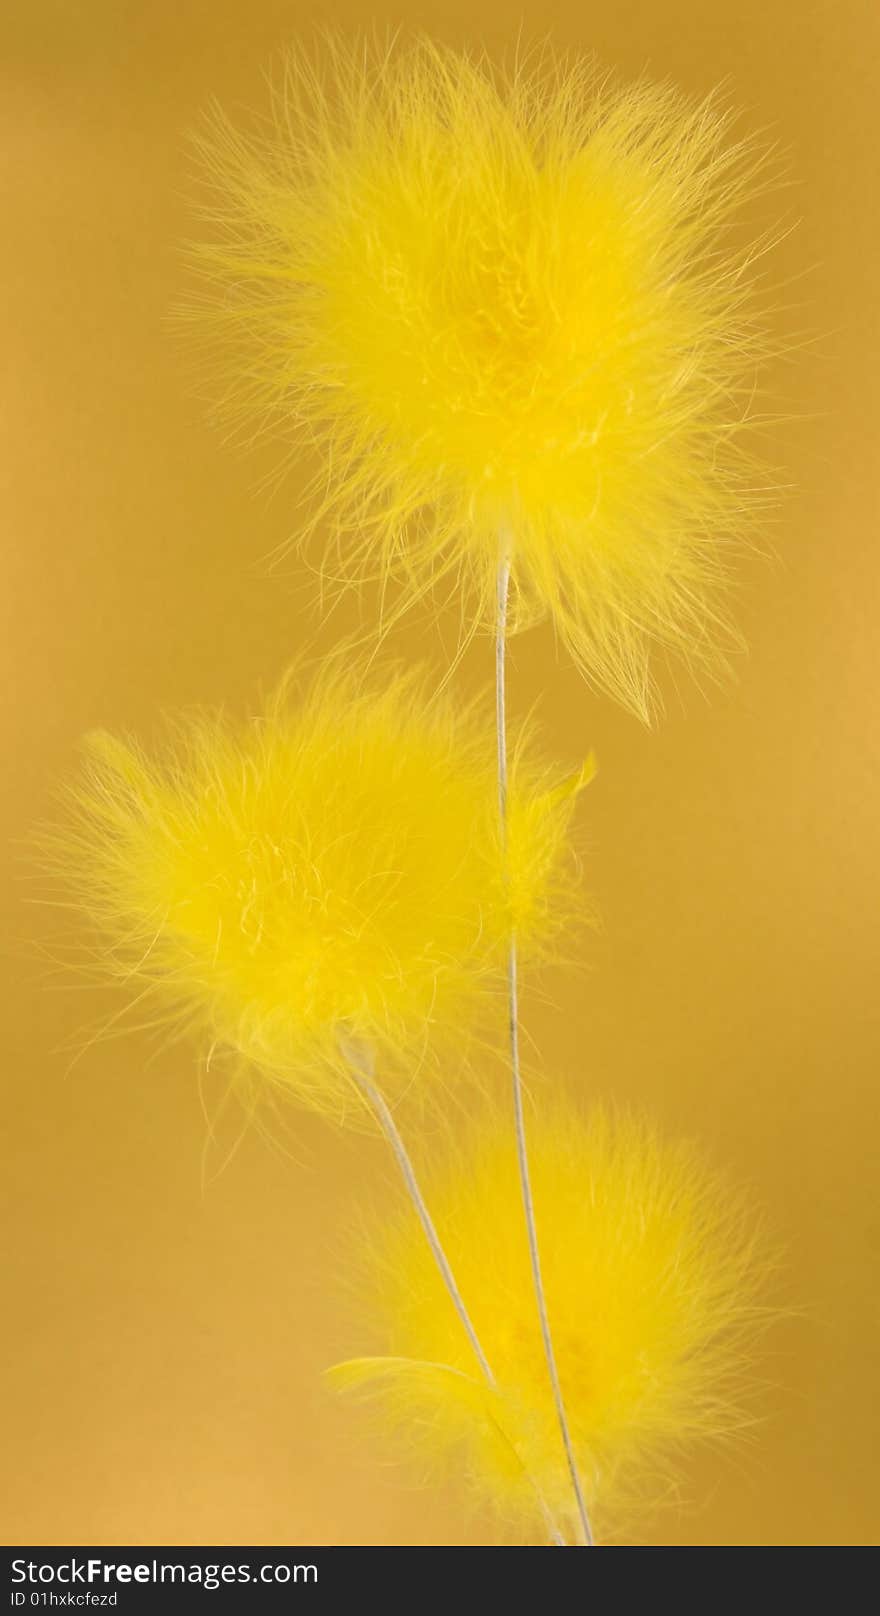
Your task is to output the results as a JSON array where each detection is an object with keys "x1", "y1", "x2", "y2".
[
  {"x1": 333, "y1": 1102, "x2": 772, "y2": 1538},
  {"x1": 189, "y1": 38, "x2": 779, "y2": 718},
  {"x1": 41, "y1": 665, "x2": 589, "y2": 1119}
]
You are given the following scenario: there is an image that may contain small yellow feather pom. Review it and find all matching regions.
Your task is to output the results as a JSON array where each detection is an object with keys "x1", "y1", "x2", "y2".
[
  {"x1": 45, "y1": 668, "x2": 588, "y2": 1119},
  {"x1": 191, "y1": 39, "x2": 777, "y2": 718},
  {"x1": 331, "y1": 1103, "x2": 769, "y2": 1538}
]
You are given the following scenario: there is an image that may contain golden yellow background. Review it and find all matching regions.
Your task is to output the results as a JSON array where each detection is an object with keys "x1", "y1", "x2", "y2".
[{"x1": 2, "y1": 0, "x2": 877, "y2": 1547}]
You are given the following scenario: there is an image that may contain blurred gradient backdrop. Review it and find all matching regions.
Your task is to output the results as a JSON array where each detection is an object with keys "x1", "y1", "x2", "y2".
[{"x1": 2, "y1": 1, "x2": 878, "y2": 1546}]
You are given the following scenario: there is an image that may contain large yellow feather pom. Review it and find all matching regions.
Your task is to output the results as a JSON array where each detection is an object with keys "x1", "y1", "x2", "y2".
[
  {"x1": 331, "y1": 1103, "x2": 769, "y2": 1538},
  {"x1": 45, "y1": 668, "x2": 589, "y2": 1119},
  {"x1": 191, "y1": 39, "x2": 776, "y2": 718}
]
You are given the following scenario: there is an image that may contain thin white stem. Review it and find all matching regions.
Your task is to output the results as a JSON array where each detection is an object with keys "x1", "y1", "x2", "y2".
[
  {"x1": 495, "y1": 550, "x2": 595, "y2": 1549},
  {"x1": 343, "y1": 1039, "x2": 566, "y2": 1546},
  {"x1": 345, "y1": 1052, "x2": 495, "y2": 1383}
]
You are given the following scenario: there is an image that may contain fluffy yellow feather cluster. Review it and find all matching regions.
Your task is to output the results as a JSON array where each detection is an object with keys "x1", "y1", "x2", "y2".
[
  {"x1": 332, "y1": 1103, "x2": 767, "y2": 1538},
  {"x1": 34, "y1": 31, "x2": 782, "y2": 1547},
  {"x1": 48, "y1": 668, "x2": 587, "y2": 1117},
  {"x1": 192, "y1": 39, "x2": 773, "y2": 717}
]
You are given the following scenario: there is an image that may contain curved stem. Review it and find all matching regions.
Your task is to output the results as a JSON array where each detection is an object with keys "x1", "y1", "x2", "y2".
[
  {"x1": 495, "y1": 550, "x2": 595, "y2": 1549},
  {"x1": 343, "y1": 1039, "x2": 566, "y2": 1546},
  {"x1": 346, "y1": 1052, "x2": 494, "y2": 1383}
]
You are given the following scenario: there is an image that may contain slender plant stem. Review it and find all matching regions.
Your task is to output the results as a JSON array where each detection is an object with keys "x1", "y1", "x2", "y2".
[
  {"x1": 344, "y1": 1045, "x2": 494, "y2": 1382},
  {"x1": 495, "y1": 549, "x2": 595, "y2": 1549},
  {"x1": 343, "y1": 1039, "x2": 566, "y2": 1546}
]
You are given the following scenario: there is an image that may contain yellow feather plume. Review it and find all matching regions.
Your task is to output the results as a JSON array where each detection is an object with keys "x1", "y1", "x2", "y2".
[
  {"x1": 42, "y1": 667, "x2": 589, "y2": 1119},
  {"x1": 190, "y1": 37, "x2": 778, "y2": 718},
  {"x1": 330, "y1": 1102, "x2": 771, "y2": 1538}
]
